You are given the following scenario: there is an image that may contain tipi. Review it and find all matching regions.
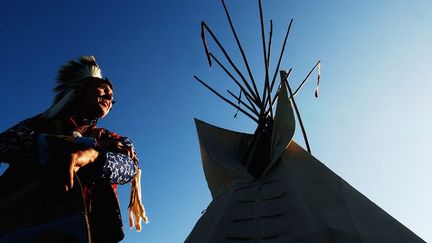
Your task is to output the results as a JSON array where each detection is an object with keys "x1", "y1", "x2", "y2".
[{"x1": 186, "y1": 1, "x2": 426, "y2": 242}]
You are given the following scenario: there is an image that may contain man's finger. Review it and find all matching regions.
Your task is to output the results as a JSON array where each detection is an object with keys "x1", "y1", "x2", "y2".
[
  {"x1": 116, "y1": 142, "x2": 123, "y2": 148},
  {"x1": 69, "y1": 156, "x2": 75, "y2": 190}
]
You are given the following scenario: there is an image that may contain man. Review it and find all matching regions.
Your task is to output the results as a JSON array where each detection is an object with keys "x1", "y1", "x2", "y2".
[{"x1": 0, "y1": 56, "x2": 148, "y2": 242}]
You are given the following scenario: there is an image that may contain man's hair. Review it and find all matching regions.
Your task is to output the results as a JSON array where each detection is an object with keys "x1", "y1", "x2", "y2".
[
  {"x1": 53, "y1": 56, "x2": 102, "y2": 104},
  {"x1": 44, "y1": 56, "x2": 104, "y2": 118}
]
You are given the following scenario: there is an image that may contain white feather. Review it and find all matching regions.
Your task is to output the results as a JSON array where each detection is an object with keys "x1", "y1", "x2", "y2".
[{"x1": 45, "y1": 89, "x2": 75, "y2": 118}]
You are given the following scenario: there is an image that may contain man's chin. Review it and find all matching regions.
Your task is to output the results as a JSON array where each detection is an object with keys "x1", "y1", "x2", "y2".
[
  {"x1": 98, "y1": 108, "x2": 110, "y2": 118},
  {"x1": 96, "y1": 104, "x2": 110, "y2": 118}
]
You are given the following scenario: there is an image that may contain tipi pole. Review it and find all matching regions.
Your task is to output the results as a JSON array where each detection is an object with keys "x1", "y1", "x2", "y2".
[
  {"x1": 292, "y1": 60, "x2": 321, "y2": 96},
  {"x1": 267, "y1": 20, "x2": 273, "y2": 70},
  {"x1": 201, "y1": 22, "x2": 261, "y2": 106},
  {"x1": 269, "y1": 19, "x2": 293, "y2": 94},
  {"x1": 271, "y1": 61, "x2": 320, "y2": 107},
  {"x1": 221, "y1": 0, "x2": 262, "y2": 106},
  {"x1": 209, "y1": 53, "x2": 259, "y2": 113},
  {"x1": 271, "y1": 68, "x2": 292, "y2": 108},
  {"x1": 265, "y1": 20, "x2": 274, "y2": 114},
  {"x1": 258, "y1": 0, "x2": 273, "y2": 117},
  {"x1": 195, "y1": 75, "x2": 259, "y2": 123},
  {"x1": 281, "y1": 71, "x2": 311, "y2": 153},
  {"x1": 227, "y1": 90, "x2": 260, "y2": 116}
]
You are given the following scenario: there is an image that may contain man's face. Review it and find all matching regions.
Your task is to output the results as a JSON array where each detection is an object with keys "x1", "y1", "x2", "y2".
[{"x1": 80, "y1": 79, "x2": 114, "y2": 118}]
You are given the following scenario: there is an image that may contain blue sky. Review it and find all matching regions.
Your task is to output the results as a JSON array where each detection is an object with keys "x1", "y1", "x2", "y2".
[{"x1": 1, "y1": 0, "x2": 431, "y2": 242}]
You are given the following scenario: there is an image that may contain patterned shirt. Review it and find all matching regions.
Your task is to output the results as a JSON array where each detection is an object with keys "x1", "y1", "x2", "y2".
[{"x1": 0, "y1": 120, "x2": 137, "y2": 185}]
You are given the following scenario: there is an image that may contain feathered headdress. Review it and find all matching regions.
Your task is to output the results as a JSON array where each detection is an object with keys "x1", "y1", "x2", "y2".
[{"x1": 44, "y1": 56, "x2": 104, "y2": 118}]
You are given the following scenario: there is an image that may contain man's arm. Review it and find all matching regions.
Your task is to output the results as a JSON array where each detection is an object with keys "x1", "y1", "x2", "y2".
[
  {"x1": 1, "y1": 120, "x2": 138, "y2": 187},
  {"x1": 0, "y1": 120, "x2": 38, "y2": 163},
  {"x1": 0, "y1": 119, "x2": 96, "y2": 165}
]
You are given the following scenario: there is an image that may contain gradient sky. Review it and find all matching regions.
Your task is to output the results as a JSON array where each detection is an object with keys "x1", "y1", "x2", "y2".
[{"x1": 1, "y1": 0, "x2": 431, "y2": 242}]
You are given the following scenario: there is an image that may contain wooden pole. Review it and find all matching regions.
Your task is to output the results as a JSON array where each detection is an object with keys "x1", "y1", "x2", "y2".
[
  {"x1": 281, "y1": 70, "x2": 311, "y2": 153},
  {"x1": 200, "y1": 22, "x2": 261, "y2": 105},
  {"x1": 209, "y1": 53, "x2": 259, "y2": 113},
  {"x1": 271, "y1": 68, "x2": 292, "y2": 107},
  {"x1": 269, "y1": 19, "x2": 293, "y2": 94},
  {"x1": 221, "y1": 0, "x2": 262, "y2": 105},
  {"x1": 292, "y1": 60, "x2": 321, "y2": 97},
  {"x1": 194, "y1": 75, "x2": 259, "y2": 123},
  {"x1": 258, "y1": 0, "x2": 270, "y2": 116},
  {"x1": 227, "y1": 90, "x2": 260, "y2": 116},
  {"x1": 265, "y1": 19, "x2": 274, "y2": 117}
]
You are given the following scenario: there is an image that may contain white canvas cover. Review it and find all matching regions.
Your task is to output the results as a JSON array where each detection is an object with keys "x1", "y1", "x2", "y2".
[{"x1": 187, "y1": 83, "x2": 425, "y2": 242}]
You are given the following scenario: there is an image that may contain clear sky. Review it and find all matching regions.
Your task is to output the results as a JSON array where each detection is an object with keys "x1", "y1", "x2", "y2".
[{"x1": 1, "y1": 0, "x2": 431, "y2": 242}]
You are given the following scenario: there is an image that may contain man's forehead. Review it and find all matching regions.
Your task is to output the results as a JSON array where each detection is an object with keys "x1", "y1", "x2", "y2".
[
  {"x1": 87, "y1": 79, "x2": 114, "y2": 92},
  {"x1": 98, "y1": 83, "x2": 112, "y2": 89},
  {"x1": 100, "y1": 83, "x2": 114, "y2": 94},
  {"x1": 83, "y1": 77, "x2": 113, "y2": 90}
]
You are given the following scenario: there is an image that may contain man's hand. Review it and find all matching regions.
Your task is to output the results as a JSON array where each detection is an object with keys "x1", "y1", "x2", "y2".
[
  {"x1": 66, "y1": 147, "x2": 99, "y2": 191},
  {"x1": 115, "y1": 141, "x2": 138, "y2": 161},
  {"x1": 99, "y1": 140, "x2": 138, "y2": 161},
  {"x1": 89, "y1": 128, "x2": 138, "y2": 161}
]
